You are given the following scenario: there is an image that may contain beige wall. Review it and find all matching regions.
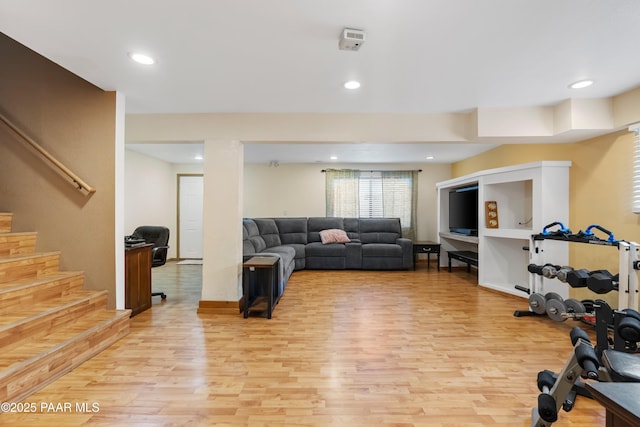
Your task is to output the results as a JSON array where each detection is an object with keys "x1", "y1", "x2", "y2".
[
  {"x1": 243, "y1": 162, "x2": 451, "y2": 241},
  {"x1": 0, "y1": 33, "x2": 119, "y2": 307},
  {"x1": 124, "y1": 155, "x2": 450, "y2": 267},
  {"x1": 451, "y1": 131, "x2": 640, "y2": 306},
  {"x1": 124, "y1": 148, "x2": 203, "y2": 260},
  {"x1": 124, "y1": 149, "x2": 177, "y2": 259}
]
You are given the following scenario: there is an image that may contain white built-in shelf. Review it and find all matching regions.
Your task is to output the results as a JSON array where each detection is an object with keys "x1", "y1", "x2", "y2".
[
  {"x1": 482, "y1": 228, "x2": 532, "y2": 240},
  {"x1": 437, "y1": 161, "x2": 571, "y2": 297},
  {"x1": 439, "y1": 231, "x2": 479, "y2": 244}
]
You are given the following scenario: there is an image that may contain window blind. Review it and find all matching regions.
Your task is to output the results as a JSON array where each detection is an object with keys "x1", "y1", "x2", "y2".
[
  {"x1": 325, "y1": 168, "x2": 418, "y2": 239},
  {"x1": 632, "y1": 124, "x2": 640, "y2": 214},
  {"x1": 359, "y1": 172, "x2": 384, "y2": 218}
]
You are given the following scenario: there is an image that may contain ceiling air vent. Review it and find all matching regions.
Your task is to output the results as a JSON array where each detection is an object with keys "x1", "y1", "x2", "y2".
[{"x1": 339, "y1": 28, "x2": 365, "y2": 51}]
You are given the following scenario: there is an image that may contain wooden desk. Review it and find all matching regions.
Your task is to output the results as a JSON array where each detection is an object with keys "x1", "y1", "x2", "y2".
[
  {"x1": 586, "y1": 383, "x2": 640, "y2": 427},
  {"x1": 125, "y1": 243, "x2": 153, "y2": 317}
]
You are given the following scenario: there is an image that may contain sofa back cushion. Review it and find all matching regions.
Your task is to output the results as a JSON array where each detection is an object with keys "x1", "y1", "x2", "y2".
[
  {"x1": 253, "y1": 218, "x2": 282, "y2": 248},
  {"x1": 243, "y1": 219, "x2": 267, "y2": 253},
  {"x1": 359, "y1": 218, "x2": 401, "y2": 244},
  {"x1": 343, "y1": 218, "x2": 361, "y2": 240},
  {"x1": 307, "y1": 217, "x2": 344, "y2": 243},
  {"x1": 242, "y1": 223, "x2": 256, "y2": 255},
  {"x1": 274, "y1": 217, "x2": 308, "y2": 245}
]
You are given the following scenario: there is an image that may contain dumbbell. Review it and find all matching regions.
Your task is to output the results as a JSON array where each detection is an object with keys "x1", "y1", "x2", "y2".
[
  {"x1": 542, "y1": 264, "x2": 563, "y2": 279},
  {"x1": 565, "y1": 269, "x2": 590, "y2": 288},
  {"x1": 546, "y1": 296, "x2": 587, "y2": 322},
  {"x1": 528, "y1": 263, "x2": 560, "y2": 276},
  {"x1": 556, "y1": 266, "x2": 574, "y2": 283},
  {"x1": 528, "y1": 292, "x2": 563, "y2": 315},
  {"x1": 527, "y1": 263, "x2": 543, "y2": 275},
  {"x1": 586, "y1": 270, "x2": 619, "y2": 294}
]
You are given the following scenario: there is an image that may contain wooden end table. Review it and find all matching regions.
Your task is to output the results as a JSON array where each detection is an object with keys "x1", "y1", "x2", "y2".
[
  {"x1": 243, "y1": 256, "x2": 279, "y2": 319},
  {"x1": 412, "y1": 241, "x2": 441, "y2": 270}
]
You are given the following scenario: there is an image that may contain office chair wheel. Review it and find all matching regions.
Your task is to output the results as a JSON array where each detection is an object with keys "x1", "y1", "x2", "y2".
[{"x1": 152, "y1": 292, "x2": 167, "y2": 300}]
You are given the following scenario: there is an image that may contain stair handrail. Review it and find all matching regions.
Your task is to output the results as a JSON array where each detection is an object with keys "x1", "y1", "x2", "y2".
[{"x1": 0, "y1": 111, "x2": 96, "y2": 195}]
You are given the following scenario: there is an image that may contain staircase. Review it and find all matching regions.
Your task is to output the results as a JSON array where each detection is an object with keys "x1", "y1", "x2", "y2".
[{"x1": 0, "y1": 212, "x2": 130, "y2": 402}]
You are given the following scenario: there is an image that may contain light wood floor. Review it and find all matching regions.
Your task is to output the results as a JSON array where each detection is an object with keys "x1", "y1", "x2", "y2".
[{"x1": 3, "y1": 261, "x2": 605, "y2": 426}]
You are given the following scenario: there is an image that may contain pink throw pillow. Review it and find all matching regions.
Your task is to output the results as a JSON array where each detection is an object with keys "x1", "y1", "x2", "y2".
[{"x1": 319, "y1": 229, "x2": 351, "y2": 244}]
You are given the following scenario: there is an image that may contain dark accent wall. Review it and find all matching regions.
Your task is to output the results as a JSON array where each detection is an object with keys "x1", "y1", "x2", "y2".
[{"x1": 0, "y1": 33, "x2": 117, "y2": 307}]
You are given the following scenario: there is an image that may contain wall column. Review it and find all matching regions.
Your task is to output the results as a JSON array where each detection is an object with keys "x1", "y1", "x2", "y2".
[
  {"x1": 114, "y1": 92, "x2": 126, "y2": 309},
  {"x1": 199, "y1": 140, "x2": 244, "y2": 312}
]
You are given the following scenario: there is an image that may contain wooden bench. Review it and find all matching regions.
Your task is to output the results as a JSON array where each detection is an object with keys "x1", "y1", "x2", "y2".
[{"x1": 447, "y1": 251, "x2": 478, "y2": 272}]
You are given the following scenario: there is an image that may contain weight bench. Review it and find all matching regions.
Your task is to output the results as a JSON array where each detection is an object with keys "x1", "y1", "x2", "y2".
[
  {"x1": 447, "y1": 250, "x2": 478, "y2": 272},
  {"x1": 531, "y1": 327, "x2": 640, "y2": 427}
]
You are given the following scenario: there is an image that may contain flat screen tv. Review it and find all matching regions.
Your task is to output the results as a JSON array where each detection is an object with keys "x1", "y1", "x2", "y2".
[{"x1": 448, "y1": 186, "x2": 478, "y2": 235}]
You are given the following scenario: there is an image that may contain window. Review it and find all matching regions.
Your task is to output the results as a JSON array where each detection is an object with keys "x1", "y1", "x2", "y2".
[
  {"x1": 632, "y1": 123, "x2": 640, "y2": 214},
  {"x1": 359, "y1": 172, "x2": 384, "y2": 218},
  {"x1": 325, "y1": 169, "x2": 418, "y2": 239}
]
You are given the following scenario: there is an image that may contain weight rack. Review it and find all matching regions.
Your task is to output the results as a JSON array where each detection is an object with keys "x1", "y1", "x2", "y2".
[{"x1": 525, "y1": 232, "x2": 639, "y2": 312}]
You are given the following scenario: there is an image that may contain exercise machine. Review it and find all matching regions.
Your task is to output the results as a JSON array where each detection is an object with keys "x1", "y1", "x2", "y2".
[{"x1": 530, "y1": 304, "x2": 640, "y2": 426}]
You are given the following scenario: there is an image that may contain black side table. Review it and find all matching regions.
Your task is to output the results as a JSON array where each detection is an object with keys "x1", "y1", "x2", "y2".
[
  {"x1": 412, "y1": 241, "x2": 441, "y2": 270},
  {"x1": 243, "y1": 256, "x2": 279, "y2": 319},
  {"x1": 586, "y1": 382, "x2": 640, "y2": 427}
]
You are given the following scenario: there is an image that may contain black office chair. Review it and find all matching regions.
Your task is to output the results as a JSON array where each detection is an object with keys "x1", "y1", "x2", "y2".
[{"x1": 131, "y1": 225, "x2": 169, "y2": 300}]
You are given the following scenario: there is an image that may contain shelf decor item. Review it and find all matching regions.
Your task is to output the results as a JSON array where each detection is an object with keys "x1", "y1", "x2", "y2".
[{"x1": 485, "y1": 201, "x2": 499, "y2": 228}]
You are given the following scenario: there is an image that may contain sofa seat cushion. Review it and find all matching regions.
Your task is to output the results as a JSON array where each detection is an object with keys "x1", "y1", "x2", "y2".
[
  {"x1": 306, "y1": 241, "x2": 346, "y2": 257},
  {"x1": 362, "y1": 243, "x2": 403, "y2": 257},
  {"x1": 284, "y1": 243, "x2": 305, "y2": 260},
  {"x1": 283, "y1": 243, "x2": 306, "y2": 270},
  {"x1": 262, "y1": 245, "x2": 296, "y2": 266},
  {"x1": 258, "y1": 245, "x2": 296, "y2": 296}
]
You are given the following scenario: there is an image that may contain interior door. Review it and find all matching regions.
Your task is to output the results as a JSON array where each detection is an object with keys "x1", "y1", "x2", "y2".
[{"x1": 178, "y1": 175, "x2": 204, "y2": 259}]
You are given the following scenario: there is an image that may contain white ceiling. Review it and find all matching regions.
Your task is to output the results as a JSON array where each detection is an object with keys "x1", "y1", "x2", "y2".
[
  {"x1": 126, "y1": 142, "x2": 498, "y2": 164},
  {"x1": 3, "y1": 0, "x2": 640, "y2": 164}
]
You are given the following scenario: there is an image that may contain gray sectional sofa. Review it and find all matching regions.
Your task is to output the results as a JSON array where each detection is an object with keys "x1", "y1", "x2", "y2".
[{"x1": 242, "y1": 217, "x2": 412, "y2": 298}]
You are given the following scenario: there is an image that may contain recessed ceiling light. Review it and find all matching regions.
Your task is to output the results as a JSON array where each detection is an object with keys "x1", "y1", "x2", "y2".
[
  {"x1": 426, "y1": 155, "x2": 435, "y2": 160},
  {"x1": 194, "y1": 155, "x2": 203, "y2": 160},
  {"x1": 569, "y1": 79, "x2": 593, "y2": 89},
  {"x1": 129, "y1": 52, "x2": 155, "y2": 65},
  {"x1": 344, "y1": 80, "x2": 361, "y2": 90},
  {"x1": 330, "y1": 156, "x2": 338, "y2": 160}
]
